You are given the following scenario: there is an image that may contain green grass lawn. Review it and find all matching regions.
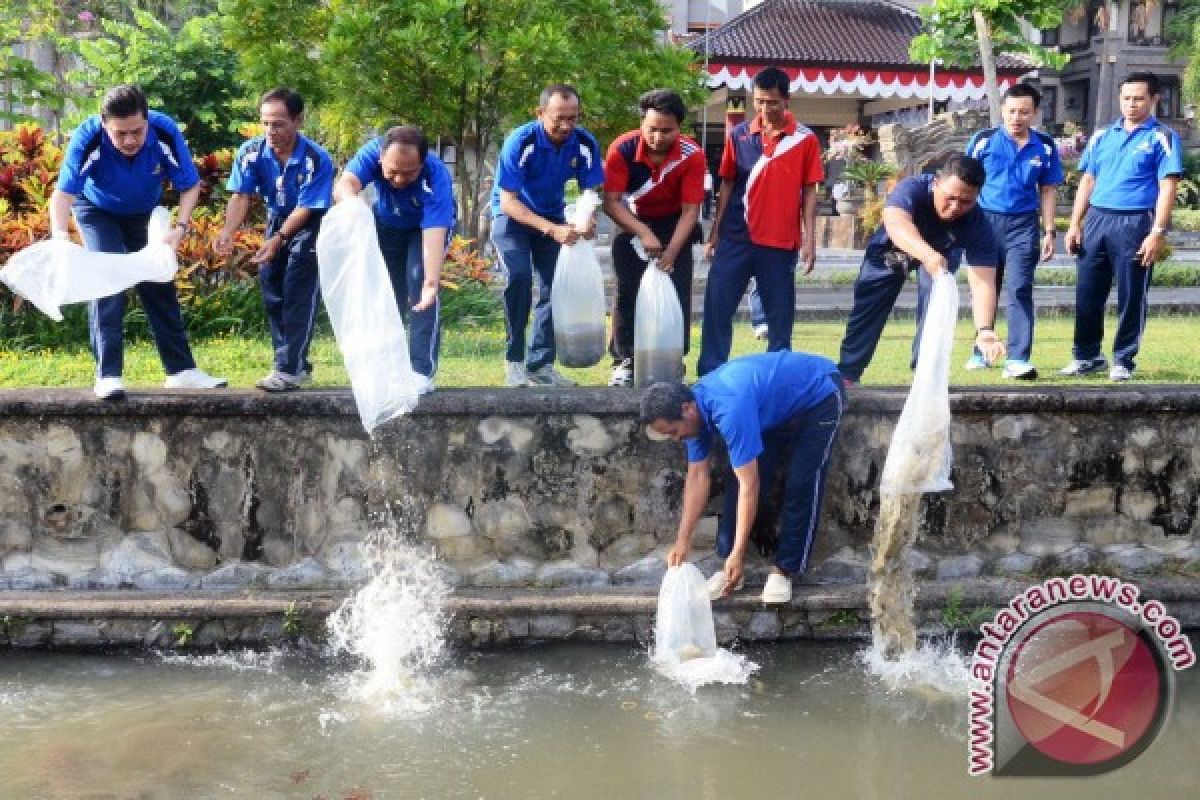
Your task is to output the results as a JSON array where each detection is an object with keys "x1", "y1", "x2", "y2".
[{"x1": 3, "y1": 315, "x2": 1199, "y2": 388}]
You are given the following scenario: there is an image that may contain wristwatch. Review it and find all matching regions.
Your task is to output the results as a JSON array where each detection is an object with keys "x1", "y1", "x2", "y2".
[
  {"x1": 1151, "y1": 226, "x2": 1167, "y2": 235},
  {"x1": 174, "y1": 221, "x2": 192, "y2": 234}
]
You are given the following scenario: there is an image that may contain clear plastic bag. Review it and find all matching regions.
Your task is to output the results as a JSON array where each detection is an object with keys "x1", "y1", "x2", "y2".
[
  {"x1": 879, "y1": 271, "x2": 958, "y2": 495},
  {"x1": 550, "y1": 190, "x2": 606, "y2": 368},
  {"x1": 0, "y1": 207, "x2": 177, "y2": 320},
  {"x1": 316, "y1": 197, "x2": 420, "y2": 434},
  {"x1": 652, "y1": 563, "x2": 718, "y2": 664},
  {"x1": 633, "y1": 260, "x2": 684, "y2": 387}
]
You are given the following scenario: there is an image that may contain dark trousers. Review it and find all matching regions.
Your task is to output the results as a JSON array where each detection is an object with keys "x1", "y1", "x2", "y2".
[
  {"x1": 377, "y1": 222, "x2": 442, "y2": 378},
  {"x1": 697, "y1": 237, "x2": 797, "y2": 376},
  {"x1": 749, "y1": 280, "x2": 766, "y2": 327},
  {"x1": 1073, "y1": 208, "x2": 1154, "y2": 370},
  {"x1": 260, "y1": 217, "x2": 321, "y2": 377},
  {"x1": 73, "y1": 199, "x2": 195, "y2": 379},
  {"x1": 716, "y1": 380, "x2": 845, "y2": 576},
  {"x1": 974, "y1": 210, "x2": 1039, "y2": 362},
  {"x1": 609, "y1": 214, "x2": 697, "y2": 362},
  {"x1": 490, "y1": 213, "x2": 563, "y2": 371}
]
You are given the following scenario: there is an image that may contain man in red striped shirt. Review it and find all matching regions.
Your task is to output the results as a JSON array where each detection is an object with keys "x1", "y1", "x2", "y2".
[
  {"x1": 602, "y1": 89, "x2": 706, "y2": 387},
  {"x1": 698, "y1": 67, "x2": 824, "y2": 376}
]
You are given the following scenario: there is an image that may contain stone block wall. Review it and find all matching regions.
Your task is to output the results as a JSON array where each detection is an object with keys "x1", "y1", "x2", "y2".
[{"x1": 0, "y1": 387, "x2": 1198, "y2": 593}]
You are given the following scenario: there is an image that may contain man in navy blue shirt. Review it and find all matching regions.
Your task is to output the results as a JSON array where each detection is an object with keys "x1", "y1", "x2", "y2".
[
  {"x1": 837, "y1": 155, "x2": 1004, "y2": 383},
  {"x1": 641, "y1": 352, "x2": 846, "y2": 605},
  {"x1": 334, "y1": 125, "x2": 456, "y2": 395},
  {"x1": 50, "y1": 84, "x2": 226, "y2": 400},
  {"x1": 217, "y1": 88, "x2": 334, "y2": 392},
  {"x1": 1061, "y1": 71, "x2": 1184, "y2": 382},
  {"x1": 964, "y1": 83, "x2": 1064, "y2": 380},
  {"x1": 490, "y1": 84, "x2": 605, "y2": 387}
]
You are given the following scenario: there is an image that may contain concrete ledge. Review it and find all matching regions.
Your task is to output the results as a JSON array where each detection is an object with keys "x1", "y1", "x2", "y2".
[
  {"x1": 3, "y1": 386, "x2": 1200, "y2": 418},
  {"x1": 3, "y1": 579, "x2": 1198, "y2": 649}
]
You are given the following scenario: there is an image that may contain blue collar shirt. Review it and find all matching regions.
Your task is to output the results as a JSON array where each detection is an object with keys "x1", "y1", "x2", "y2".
[
  {"x1": 56, "y1": 110, "x2": 200, "y2": 215},
  {"x1": 966, "y1": 127, "x2": 1064, "y2": 214},
  {"x1": 1080, "y1": 116, "x2": 1184, "y2": 211},
  {"x1": 490, "y1": 120, "x2": 605, "y2": 219},
  {"x1": 227, "y1": 134, "x2": 333, "y2": 221},
  {"x1": 345, "y1": 140, "x2": 456, "y2": 231},
  {"x1": 684, "y1": 352, "x2": 841, "y2": 468}
]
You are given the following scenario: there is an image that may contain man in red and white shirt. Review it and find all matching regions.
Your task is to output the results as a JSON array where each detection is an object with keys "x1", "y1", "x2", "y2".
[
  {"x1": 698, "y1": 67, "x2": 824, "y2": 376},
  {"x1": 602, "y1": 89, "x2": 706, "y2": 386}
]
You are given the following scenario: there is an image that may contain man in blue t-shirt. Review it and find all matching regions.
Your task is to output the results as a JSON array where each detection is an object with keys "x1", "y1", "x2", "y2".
[
  {"x1": 216, "y1": 88, "x2": 334, "y2": 392},
  {"x1": 1061, "y1": 71, "x2": 1184, "y2": 382},
  {"x1": 836, "y1": 155, "x2": 1004, "y2": 383},
  {"x1": 490, "y1": 84, "x2": 605, "y2": 388},
  {"x1": 50, "y1": 84, "x2": 226, "y2": 400},
  {"x1": 334, "y1": 125, "x2": 456, "y2": 395},
  {"x1": 964, "y1": 83, "x2": 1064, "y2": 380},
  {"x1": 641, "y1": 351, "x2": 846, "y2": 605}
]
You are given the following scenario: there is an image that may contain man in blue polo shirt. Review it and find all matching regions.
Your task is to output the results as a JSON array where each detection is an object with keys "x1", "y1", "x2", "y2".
[
  {"x1": 216, "y1": 88, "x2": 334, "y2": 392},
  {"x1": 964, "y1": 83, "x2": 1064, "y2": 380},
  {"x1": 837, "y1": 155, "x2": 1004, "y2": 383},
  {"x1": 641, "y1": 351, "x2": 845, "y2": 605},
  {"x1": 1062, "y1": 71, "x2": 1184, "y2": 382},
  {"x1": 49, "y1": 84, "x2": 226, "y2": 400},
  {"x1": 491, "y1": 84, "x2": 605, "y2": 387},
  {"x1": 334, "y1": 125, "x2": 456, "y2": 395}
]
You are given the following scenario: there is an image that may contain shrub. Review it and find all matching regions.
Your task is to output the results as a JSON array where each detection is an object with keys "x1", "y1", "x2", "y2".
[{"x1": 439, "y1": 236, "x2": 502, "y2": 326}]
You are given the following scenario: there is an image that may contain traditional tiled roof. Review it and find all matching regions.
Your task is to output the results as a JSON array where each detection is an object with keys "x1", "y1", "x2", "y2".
[{"x1": 691, "y1": 0, "x2": 1030, "y2": 71}]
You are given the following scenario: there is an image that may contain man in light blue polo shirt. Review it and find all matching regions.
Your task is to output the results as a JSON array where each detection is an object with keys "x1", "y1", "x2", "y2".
[
  {"x1": 641, "y1": 351, "x2": 846, "y2": 605},
  {"x1": 217, "y1": 88, "x2": 334, "y2": 392},
  {"x1": 491, "y1": 84, "x2": 605, "y2": 387},
  {"x1": 964, "y1": 83, "x2": 1064, "y2": 380},
  {"x1": 1062, "y1": 71, "x2": 1183, "y2": 381},
  {"x1": 334, "y1": 125, "x2": 455, "y2": 395},
  {"x1": 49, "y1": 84, "x2": 226, "y2": 400}
]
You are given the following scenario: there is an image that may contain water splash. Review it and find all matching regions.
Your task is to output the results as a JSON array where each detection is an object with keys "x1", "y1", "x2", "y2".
[
  {"x1": 652, "y1": 648, "x2": 759, "y2": 694},
  {"x1": 861, "y1": 635, "x2": 971, "y2": 698},
  {"x1": 325, "y1": 532, "x2": 449, "y2": 713},
  {"x1": 868, "y1": 493, "x2": 923, "y2": 660}
]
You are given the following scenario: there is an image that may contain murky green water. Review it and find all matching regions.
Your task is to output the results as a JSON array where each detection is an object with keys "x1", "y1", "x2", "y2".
[{"x1": 1, "y1": 642, "x2": 1196, "y2": 799}]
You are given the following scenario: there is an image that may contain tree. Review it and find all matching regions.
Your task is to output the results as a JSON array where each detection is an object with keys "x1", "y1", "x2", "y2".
[
  {"x1": 71, "y1": 10, "x2": 250, "y2": 154},
  {"x1": 220, "y1": 0, "x2": 705, "y2": 239},
  {"x1": 911, "y1": 0, "x2": 1074, "y2": 126},
  {"x1": 1168, "y1": 0, "x2": 1200, "y2": 109},
  {"x1": 0, "y1": 2, "x2": 77, "y2": 129}
]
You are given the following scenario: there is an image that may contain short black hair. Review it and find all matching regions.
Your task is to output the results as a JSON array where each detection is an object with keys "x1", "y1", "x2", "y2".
[
  {"x1": 383, "y1": 125, "x2": 429, "y2": 161},
  {"x1": 638, "y1": 89, "x2": 687, "y2": 124},
  {"x1": 639, "y1": 382, "x2": 694, "y2": 424},
  {"x1": 100, "y1": 84, "x2": 148, "y2": 121},
  {"x1": 1122, "y1": 71, "x2": 1161, "y2": 96},
  {"x1": 1003, "y1": 82, "x2": 1042, "y2": 109},
  {"x1": 259, "y1": 87, "x2": 304, "y2": 117},
  {"x1": 753, "y1": 67, "x2": 790, "y2": 99},
  {"x1": 539, "y1": 84, "x2": 580, "y2": 108},
  {"x1": 937, "y1": 154, "x2": 986, "y2": 189}
]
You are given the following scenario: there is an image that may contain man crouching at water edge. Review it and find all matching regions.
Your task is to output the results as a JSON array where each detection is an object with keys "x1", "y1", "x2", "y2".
[{"x1": 640, "y1": 352, "x2": 845, "y2": 604}]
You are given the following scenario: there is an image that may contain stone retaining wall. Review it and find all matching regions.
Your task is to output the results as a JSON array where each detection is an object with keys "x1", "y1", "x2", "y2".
[{"x1": 1, "y1": 388, "x2": 1199, "y2": 596}]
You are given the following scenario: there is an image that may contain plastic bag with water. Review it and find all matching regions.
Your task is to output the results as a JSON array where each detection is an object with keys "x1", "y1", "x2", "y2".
[
  {"x1": 0, "y1": 207, "x2": 177, "y2": 320},
  {"x1": 633, "y1": 259, "x2": 684, "y2": 387},
  {"x1": 550, "y1": 190, "x2": 606, "y2": 368},
  {"x1": 879, "y1": 272, "x2": 959, "y2": 495},
  {"x1": 653, "y1": 564, "x2": 718, "y2": 663},
  {"x1": 316, "y1": 197, "x2": 420, "y2": 434}
]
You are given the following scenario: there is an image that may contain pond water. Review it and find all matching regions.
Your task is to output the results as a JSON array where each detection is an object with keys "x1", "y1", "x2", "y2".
[{"x1": 1, "y1": 641, "x2": 1196, "y2": 799}]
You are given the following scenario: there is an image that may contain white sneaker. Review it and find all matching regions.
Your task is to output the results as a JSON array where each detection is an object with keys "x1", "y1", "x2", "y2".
[
  {"x1": 94, "y1": 376, "x2": 125, "y2": 400},
  {"x1": 527, "y1": 364, "x2": 576, "y2": 387},
  {"x1": 505, "y1": 361, "x2": 530, "y2": 387},
  {"x1": 1109, "y1": 364, "x2": 1133, "y2": 382},
  {"x1": 164, "y1": 368, "x2": 227, "y2": 389},
  {"x1": 1059, "y1": 356, "x2": 1108, "y2": 376},
  {"x1": 414, "y1": 373, "x2": 435, "y2": 395},
  {"x1": 706, "y1": 570, "x2": 745, "y2": 600},
  {"x1": 752, "y1": 323, "x2": 769, "y2": 340},
  {"x1": 256, "y1": 370, "x2": 302, "y2": 392},
  {"x1": 761, "y1": 571, "x2": 792, "y2": 604},
  {"x1": 609, "y1": 359, "x2": 633, "y2": 387}
]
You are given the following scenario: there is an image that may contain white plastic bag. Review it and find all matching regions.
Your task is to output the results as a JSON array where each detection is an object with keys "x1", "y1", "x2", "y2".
[
  {"x1": 550, "y1": 190, "x2": 606, "y2": 368},
  {"x1": 633, "y1": 261, "x2": 684, "y2": 387},
  {"x1": 652, "y1": 563, "x2": 718, "y2": 663},
  {"x1": 316, "y1": 197, "x2": 420, "y2": 434},
  {"x1": 0, "y1": 207, "x2": 177, "y2": 320},
  {"x1": 879, "y1": 272, "x2": 958, "y2": 494}
]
